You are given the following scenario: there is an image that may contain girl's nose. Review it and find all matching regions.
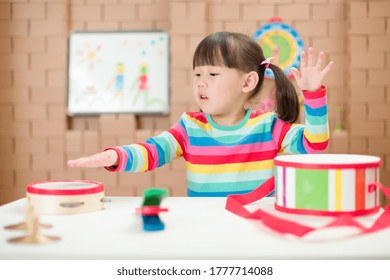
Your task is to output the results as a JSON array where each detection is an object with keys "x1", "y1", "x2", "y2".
[{"x1": 197, "y1": 79, "x2": 206, "y2": 88}]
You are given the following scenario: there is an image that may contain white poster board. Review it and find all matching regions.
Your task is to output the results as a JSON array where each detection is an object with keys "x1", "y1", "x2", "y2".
[{"x1": 67, "y1": 31, "x2": 169, "y2": 115}]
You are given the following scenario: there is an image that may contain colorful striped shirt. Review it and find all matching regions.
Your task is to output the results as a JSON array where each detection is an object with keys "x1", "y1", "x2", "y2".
[{"x1": 106, "y1": 86, "x2": 329, "y2": 196}]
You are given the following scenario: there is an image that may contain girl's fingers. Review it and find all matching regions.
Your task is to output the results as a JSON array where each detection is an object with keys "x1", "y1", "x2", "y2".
[
  {"x1": 315, "y1": 51, "x2": 325, "y2": 71},
  {"x1": 320, "y1": 61, "x2": 334, "y2": 77},
  {"x1": 290, "y1": 67, "x2": 301, "y2": 81},
  {"x1": 307, "y1": 47, "x2": 314, "y2": 67},
  {"x1": 68, "y1": 150, "x2": 118, "y2": 168},
  {"x1": 68, "y1": 155, "x2": 102, "y2": 168},
  {"x1": 300, "y1": 51, "x2": 307, "y2": 69},
  {"x1": 68, "y1": 158, "x2": 91, "y2": 167},
  {"x1": 67, "y1": 159, "x2": 83, "y2": 167}
]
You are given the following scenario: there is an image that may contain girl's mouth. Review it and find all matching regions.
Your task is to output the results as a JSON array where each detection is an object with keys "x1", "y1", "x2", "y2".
[{"x1": 200, "y1": 94, "x2": 208, "y2": 100}]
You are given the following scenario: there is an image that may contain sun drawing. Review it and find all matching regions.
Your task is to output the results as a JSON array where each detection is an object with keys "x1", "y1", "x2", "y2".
[{"x1": 76, "y1": 42, "x2": 105, "y2": 69}]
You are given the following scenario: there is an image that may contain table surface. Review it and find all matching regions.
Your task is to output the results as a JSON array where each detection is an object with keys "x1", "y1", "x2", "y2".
[{"x1": 1, "y1": 196, "x2": 389, "y2": 260}]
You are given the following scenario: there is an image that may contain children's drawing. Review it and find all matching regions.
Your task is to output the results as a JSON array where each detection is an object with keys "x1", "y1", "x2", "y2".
[
  {"x1": 106, "y1": 63, "x2": 126, "y2": 108},
  {"x1": 67, "y1": 31, "x2": 169, "y2": 115},
  {"x1": 76, "y1": 42, "x2": 104, "y2": 70},
  {"x1": 131, "y1": 63, "x2": 163, "y2": 107}
]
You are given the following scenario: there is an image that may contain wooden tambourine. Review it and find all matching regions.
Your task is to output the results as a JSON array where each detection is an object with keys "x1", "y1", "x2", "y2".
[{"x1": 26, "y1": 180, "x2": 105, "y2": 215}]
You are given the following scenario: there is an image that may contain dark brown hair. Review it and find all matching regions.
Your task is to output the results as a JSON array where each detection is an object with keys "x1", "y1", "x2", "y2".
[{"x1": 193, "y1": 32, "x2": 300, "y2": 123}]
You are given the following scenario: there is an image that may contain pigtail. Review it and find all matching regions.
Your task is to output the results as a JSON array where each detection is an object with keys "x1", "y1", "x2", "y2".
[{"x1": 268, "y1": 64, "x2": 300, "y2": 123}]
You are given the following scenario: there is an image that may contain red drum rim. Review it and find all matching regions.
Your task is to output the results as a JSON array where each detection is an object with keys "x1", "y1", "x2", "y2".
[
  {"x1": 27, "y1": 180, "x2": 104, "y2": 196},
  {"x1": 274, "y1": 204, "x2": 381, "y2": 217},
  {"x1": 274, "y1": 154, "x2": 381, "y2": 169}
]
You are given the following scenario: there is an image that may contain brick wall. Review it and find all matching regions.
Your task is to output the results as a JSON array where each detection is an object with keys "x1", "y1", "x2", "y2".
[
  {"x1": 0, "y1": 0, "x2": 389, "y2": 205},
  {"x1": 348, "y1": 0, "x2": 390, "y2": 206}
]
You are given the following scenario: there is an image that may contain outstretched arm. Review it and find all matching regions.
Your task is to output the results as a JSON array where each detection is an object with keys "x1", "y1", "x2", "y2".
[
  {"x1": 67, "y1": 150, "x2": 118, "y2": 168},
  {"x1": 67, "y1": 122, "x2": 185, "y2": 172},
  {"x1": 290, "y1": 47, "x2": 333, "y2": 92}
]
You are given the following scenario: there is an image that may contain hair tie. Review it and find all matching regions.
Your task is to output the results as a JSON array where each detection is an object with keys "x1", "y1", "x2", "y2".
[{"x1": 260, "y1": 57, "x2": 274, "y2": 69}]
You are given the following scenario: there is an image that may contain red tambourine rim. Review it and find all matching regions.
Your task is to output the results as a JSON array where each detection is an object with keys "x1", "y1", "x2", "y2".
[
  {"x1": 274, "y1": 204, "x2": 381, "y2": 217},
  {"x1": 274, "y1": 157, "x2": 381, "y2": 170},
  {"x1": 27, "y1": 180, "x2": 104, "y2": 195}
]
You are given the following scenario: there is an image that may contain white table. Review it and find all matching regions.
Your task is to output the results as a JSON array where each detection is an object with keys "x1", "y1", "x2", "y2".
[{"x1": 1, "y1": 197, "x2": 389, "y2": 259}]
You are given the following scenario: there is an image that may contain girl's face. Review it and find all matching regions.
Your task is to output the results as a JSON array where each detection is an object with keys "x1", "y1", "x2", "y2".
[{"x1": 192, "y1": 65, "x2": 248, "y2": 123}]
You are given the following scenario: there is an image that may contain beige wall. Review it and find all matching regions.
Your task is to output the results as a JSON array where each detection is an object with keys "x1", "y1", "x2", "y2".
[{"x1": 0, "y1": 0, "x2": 389, "y2": 205}]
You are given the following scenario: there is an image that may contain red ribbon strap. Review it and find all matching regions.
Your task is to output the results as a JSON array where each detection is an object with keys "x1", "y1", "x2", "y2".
[{"x1": 225, "y1": 177, "x2": 390, "y2": 237}]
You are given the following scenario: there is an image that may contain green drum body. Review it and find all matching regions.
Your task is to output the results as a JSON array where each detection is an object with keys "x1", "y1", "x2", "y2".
[{"x1": 274, "y1": 154, "x2": 381, "y2": 216}]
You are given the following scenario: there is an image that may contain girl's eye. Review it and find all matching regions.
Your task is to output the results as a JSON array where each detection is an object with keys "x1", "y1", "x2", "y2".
[
  {"x1": 194, "y1": 73, "x2": 200, "y2": 77},
  {"x1": 210, "y1": 73, "x2": 219, "y2": 76}
]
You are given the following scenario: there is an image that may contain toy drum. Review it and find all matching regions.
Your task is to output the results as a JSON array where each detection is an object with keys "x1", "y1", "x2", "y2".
[
  {"x1": 26, "y1": 180, "x2": 105, "y2": 215},
  {"x1": 274, "y1": 154, "x2": 381, "y2": 216}
]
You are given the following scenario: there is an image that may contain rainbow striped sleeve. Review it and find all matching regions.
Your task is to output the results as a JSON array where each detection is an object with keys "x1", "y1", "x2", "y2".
[
  {"x1": 106, "y1": 124, "x2": 184, "y2": 172},
  {"x1": 281, "y1": 85, "x2": 329, "y2": 154}
]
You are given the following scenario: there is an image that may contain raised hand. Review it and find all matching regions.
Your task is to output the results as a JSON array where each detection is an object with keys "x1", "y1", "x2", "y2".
[
  {"x1": 67, "y1": 150, "x2": 118, "y2": 168},
  {"x1": 290, "y1": 47, "x2": 333, "y2": 92}
]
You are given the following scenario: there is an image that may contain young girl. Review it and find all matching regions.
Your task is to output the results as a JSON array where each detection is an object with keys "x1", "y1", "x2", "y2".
[{"x1": 68, "y1": 32, "x2": 333, "y2": 197}]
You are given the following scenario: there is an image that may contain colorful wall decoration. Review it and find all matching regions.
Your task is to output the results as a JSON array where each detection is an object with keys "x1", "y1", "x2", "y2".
[
  {"x1": 253, "y1": 17, "x2": 304, "y2": 79},
  {"x1": 67, "y1": 31, "x2": 169, "y2": 115}
]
